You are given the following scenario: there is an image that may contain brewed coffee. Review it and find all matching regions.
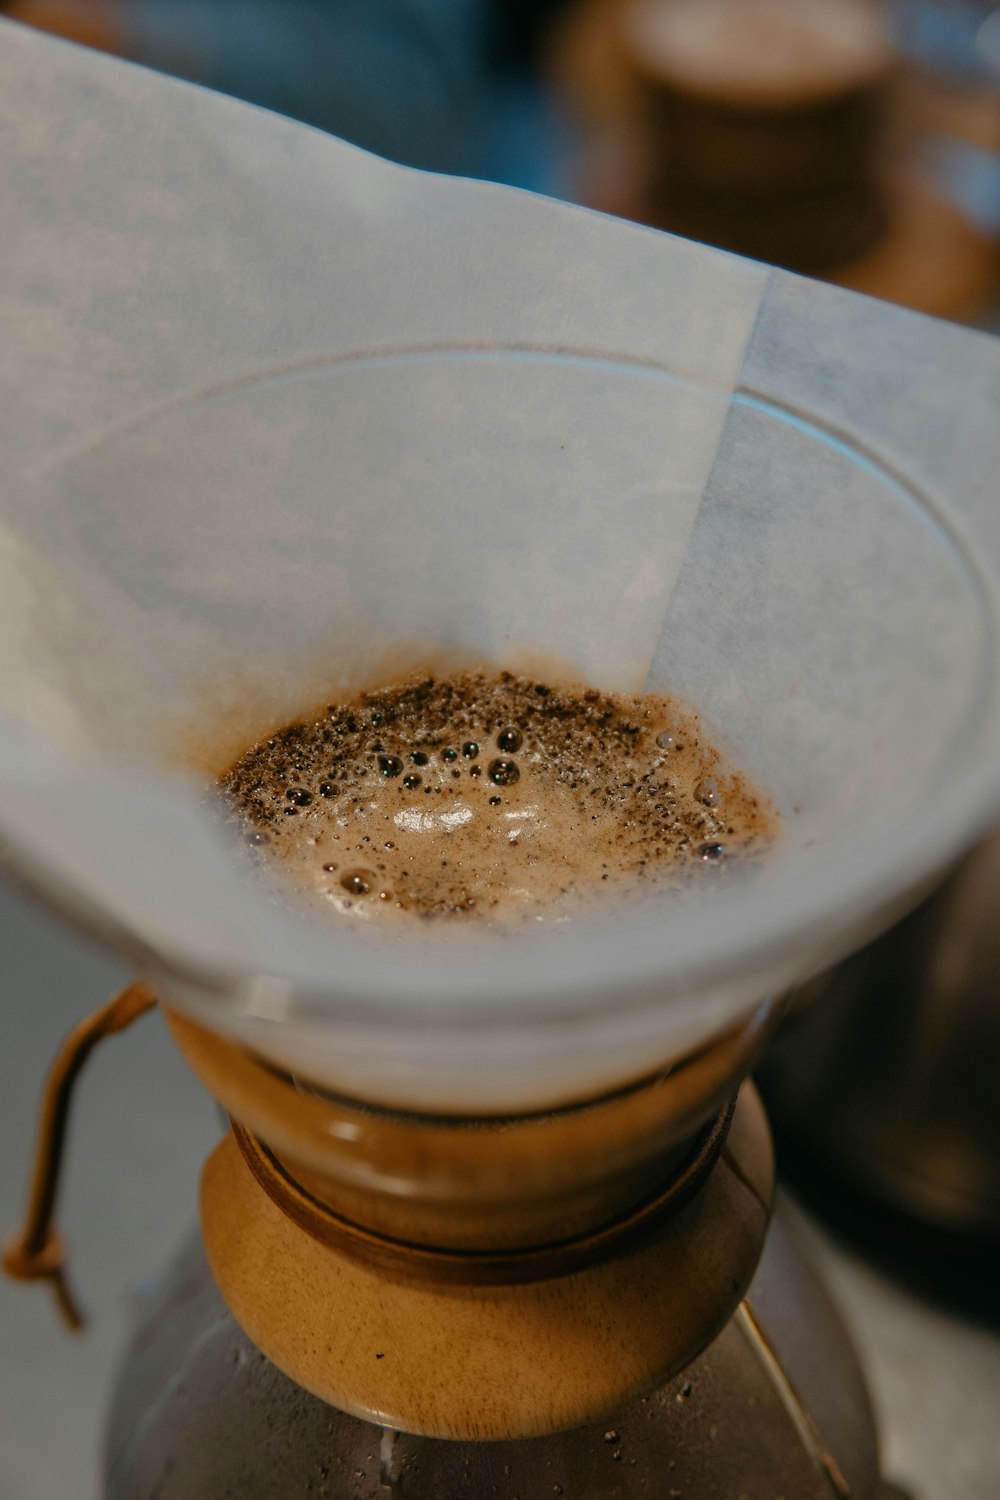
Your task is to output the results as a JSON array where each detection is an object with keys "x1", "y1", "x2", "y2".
[{"x1": 217, "y1": 670, "x2": 775, "y2": 930}]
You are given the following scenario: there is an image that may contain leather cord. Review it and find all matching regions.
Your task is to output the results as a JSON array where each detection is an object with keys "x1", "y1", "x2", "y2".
[{"x1": 2, "y1": 980, "x2": 157, "y2": 1330}]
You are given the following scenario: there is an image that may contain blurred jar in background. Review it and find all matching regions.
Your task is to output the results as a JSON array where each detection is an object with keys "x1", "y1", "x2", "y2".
[
  {"x1": 621, "y1": 0, "x2": 896, "y2": 272},
  {"x1": 549, "y1": 0, "x2": 999, "y2": 318}
]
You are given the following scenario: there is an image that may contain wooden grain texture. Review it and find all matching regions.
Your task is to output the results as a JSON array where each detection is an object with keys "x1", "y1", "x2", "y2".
[{"x1": 200, "y1": 1085, "x2": 773, "y2": 1439}]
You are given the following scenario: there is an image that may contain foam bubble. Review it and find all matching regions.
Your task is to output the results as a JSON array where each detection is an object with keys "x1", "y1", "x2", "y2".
[{"x1": 488, "y1": 758, "x2": 520, "y2": 787}]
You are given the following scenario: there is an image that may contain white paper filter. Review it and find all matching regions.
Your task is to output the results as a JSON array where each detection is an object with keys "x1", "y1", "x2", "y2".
[{"x1": 2, "y1": 22, "x2": 1000, "y2": 1109}]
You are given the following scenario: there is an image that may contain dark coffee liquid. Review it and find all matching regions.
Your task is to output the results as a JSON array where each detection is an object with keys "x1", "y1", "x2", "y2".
[{"x1": 217, "y1": 669, "x2": 776, "y2": 928}]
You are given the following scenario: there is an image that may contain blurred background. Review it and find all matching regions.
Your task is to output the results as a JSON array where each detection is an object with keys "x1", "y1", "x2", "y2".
[
  {"x1": 2, "y1": 0, "x2": 999, "y2": 318},
  {"x1": 1, "y1": 4, "x2": 999, "y2": 1498}
]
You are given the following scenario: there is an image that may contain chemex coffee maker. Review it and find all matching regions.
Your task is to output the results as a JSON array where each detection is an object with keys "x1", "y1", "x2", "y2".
[{"x1": 3, "y1": 21, "x2": 1000, "y2": 1500}]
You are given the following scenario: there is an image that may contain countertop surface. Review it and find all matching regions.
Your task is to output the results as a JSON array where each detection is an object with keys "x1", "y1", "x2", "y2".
[{"x1": 1, "y1": 874, "x2": 999, "y2": 1500}]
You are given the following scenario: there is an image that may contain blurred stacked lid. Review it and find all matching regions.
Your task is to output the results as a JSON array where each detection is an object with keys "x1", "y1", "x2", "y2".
[
  {"x1": 550, "y1": 0, "x2": 999, "y2": 317},
  {"x1": 623, "y1": 0, "x2": 894, "y2": 271}
]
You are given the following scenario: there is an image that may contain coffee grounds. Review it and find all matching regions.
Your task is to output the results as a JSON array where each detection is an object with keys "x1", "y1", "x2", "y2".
[{"x1": 216, "y1": 669, "x2": 776, "y2": 929}]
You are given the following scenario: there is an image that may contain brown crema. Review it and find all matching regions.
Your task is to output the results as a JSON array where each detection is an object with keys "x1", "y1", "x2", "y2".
[{"x1": 216, "y1": 669, "x2": 776, "y2": 930}]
